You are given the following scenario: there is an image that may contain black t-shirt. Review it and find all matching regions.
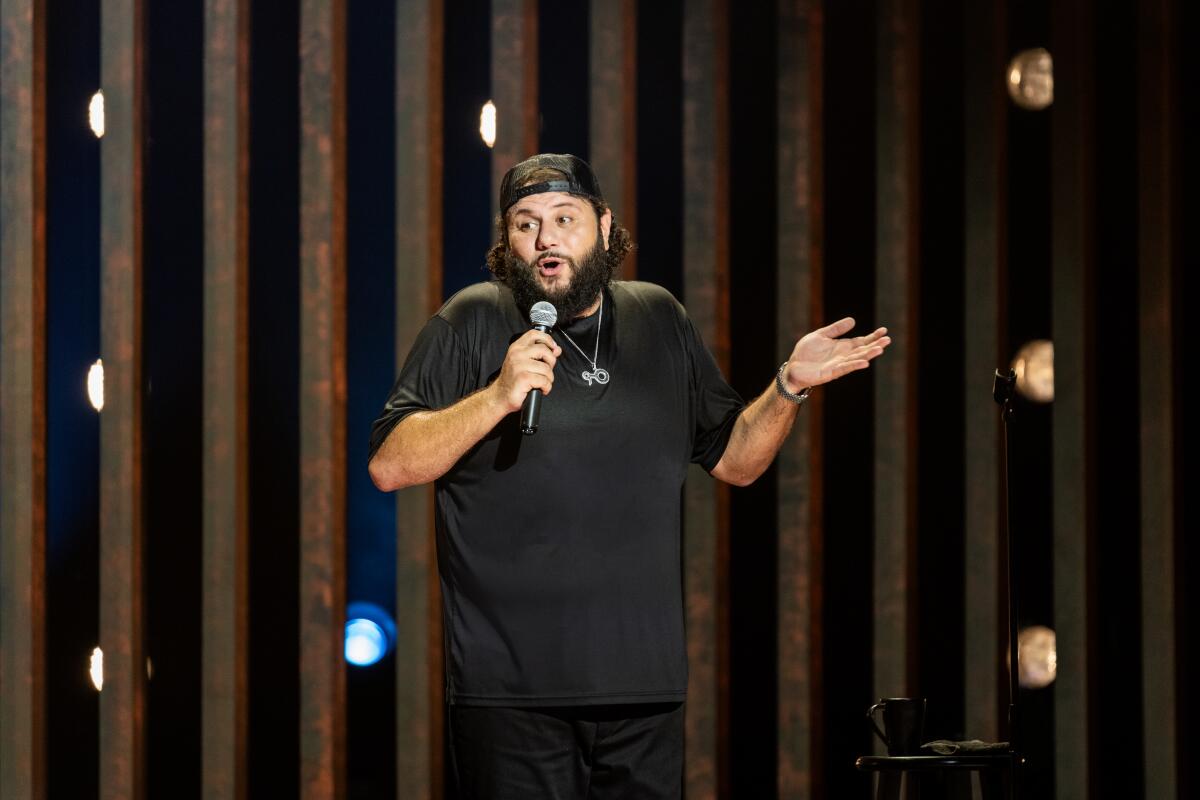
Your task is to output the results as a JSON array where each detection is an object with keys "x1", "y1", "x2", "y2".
[{"x1": 369, "y1": 280, "x2": 745, "y2": 706}]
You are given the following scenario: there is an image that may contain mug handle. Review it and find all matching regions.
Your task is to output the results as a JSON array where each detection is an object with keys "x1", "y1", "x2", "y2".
[{"x1": 866, "y1": 701, "x2": 889, "y2": 748}]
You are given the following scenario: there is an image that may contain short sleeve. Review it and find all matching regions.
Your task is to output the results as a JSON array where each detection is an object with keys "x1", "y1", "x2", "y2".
[
  {"x1": 685, "y1": 317, "x2": 745, "y2": 471},
  {"x1": 368, "y1": 315, "x2": 469, "y2": 462}
]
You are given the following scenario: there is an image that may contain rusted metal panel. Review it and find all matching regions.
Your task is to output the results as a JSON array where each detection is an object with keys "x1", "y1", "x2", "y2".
[
  {"x1": 202, "y1": 0, "x2": 250, "y2": 796},
  {"x1": 1138, "y1": 0, "x2": 1178, "y2": 795},
  {"x1": 395, "y1": 483, "x2": 442, "y2": 800},
  {"x1": 299, "y1": 0, "x2": 348, "y2": 797},
  {"x1": 394, "y1": 0, "x2": 444, "y2": 796},
  {"x1": 99, "y1": 0, "x2": 146, "y2": 797},
  {"x1": 490, "y1": 0, "x2": 538, "y2": 220},
  {"x1": 682, "y1": 0, "x2": 730, "y2": 797},
  {"x1": 872, "y1": 0, "x2": 919, "y2": 711},
  {"x1": 0, "y1": 0, "x2": 47, "y2": 797},
  {"x1": 589, "y1": 0, "x2": 637, "y2": 278},
  {"x1": 775, "y1": 2, "x2": 824, "y2": 796},
  {"x1": 682, "y1": 469, "x2": 726, "y2": 800},
  {"x1": 961, "y1": 0, "x2": 1006, "y2": 745},
  {"x1": 1051, "y1": 0, "x2": 1095, "y2": 796}
]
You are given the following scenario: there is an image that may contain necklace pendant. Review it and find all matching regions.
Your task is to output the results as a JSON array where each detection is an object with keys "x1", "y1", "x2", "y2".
[{"x1": 582, "y1": 367, "x2": 610, "y2": 386}]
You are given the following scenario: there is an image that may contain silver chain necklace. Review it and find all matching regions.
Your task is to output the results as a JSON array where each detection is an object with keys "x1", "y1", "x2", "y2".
[{"x1": 558, "y1": 294, "x2": 610, "y2": 386}]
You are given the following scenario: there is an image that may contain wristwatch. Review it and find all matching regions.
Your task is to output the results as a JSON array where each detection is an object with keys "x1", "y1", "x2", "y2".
[{"x1": 775, "y1": 362, "x2": 812, "y2": 405}]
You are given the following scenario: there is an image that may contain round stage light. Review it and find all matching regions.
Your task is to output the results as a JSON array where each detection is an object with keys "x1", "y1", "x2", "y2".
[
  {"x1": 480, "y1": 101, "x2": 497, "y2": 149},
  {"x1": 1007, "y1": 48, "x2": 1054, "y2": 110},
  {"x1": 1011, "y1": 339, "x2": 1054, "y2": 403},
  {"x1": 89, "y1": 90, "x2": 106, "y2": 138},
  {"x1": 87, "y1": 359, "x2": 105, "y2": 411},
  {"x1": 1017, "y1": 625, "x2": 1057, "y2": 689},
  {"x1": 345, "y1": 619, "x2": 387, "y2": 667},
  {"x1": 90, "y1": 646, "x2": 104, "y2": 691},
  {"x1": 344, "y1": 602, "x2": 396, "y2": 667}
]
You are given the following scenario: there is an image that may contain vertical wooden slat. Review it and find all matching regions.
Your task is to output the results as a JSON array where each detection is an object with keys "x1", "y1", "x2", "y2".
[
  {"x1": 682, "y1": 0, "x2": 730, "y2": 797},
  {"x1": 961, "y1": 0, "x2": 1006, "y2": 745},
  {"x1": 202, "y1": 0, "x2": 250, "y2": 796},
  {"x1": 490, "y1": 0, "x2": 538, "y2": 220},
  {"x1": 776, "y1": 1, "x2": 823, "y2": 797},
  {"x1": 99, "y1": 0, "x2": 146, "y2": 796},
  {"x1": 1051, "y1": 0, "x2": 1095, "y2": 796},
  {"x1": 872, "y1": 0, "x2": 919, "y2": 710},
  {"x1": 588, "y1": 0, "x2": 637, "y2": 278},
  {"x1": 299, "y1": 1, "x2": 347, "y2": 797},
  {"x1": 394, "y1": 0, "x2": 444, "y2": 797},
  {"x1": 1138, "y1": 0, "x2": 1178, "y2": 795},
  {"x1": 0, "y1": 0, "x2": 47, "y2": 797}
]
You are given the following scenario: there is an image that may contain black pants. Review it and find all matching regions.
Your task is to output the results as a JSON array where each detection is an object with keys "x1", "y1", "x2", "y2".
[{"x1": 448, "y1": 702, "x2": 684, "y2": 800}]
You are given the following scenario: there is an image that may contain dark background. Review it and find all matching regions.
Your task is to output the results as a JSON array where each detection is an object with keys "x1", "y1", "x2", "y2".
[{"x1": 37, "y1": 0, "x2": 1192, "y2": 797}]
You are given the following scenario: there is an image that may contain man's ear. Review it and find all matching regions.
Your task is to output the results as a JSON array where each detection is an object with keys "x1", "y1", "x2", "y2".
[{"x1": 600, "y1": 208, "x2": 613, "y2": 251}]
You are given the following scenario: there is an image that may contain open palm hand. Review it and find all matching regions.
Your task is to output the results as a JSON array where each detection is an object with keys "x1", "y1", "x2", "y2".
[{"x1": 783, "y1": 317, "x2": 891, "y2": 390}]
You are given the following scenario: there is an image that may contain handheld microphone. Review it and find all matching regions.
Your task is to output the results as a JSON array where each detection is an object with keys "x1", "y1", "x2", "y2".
[{"x1": 520, "y1": 301, "x2": 558, "y2": 435}]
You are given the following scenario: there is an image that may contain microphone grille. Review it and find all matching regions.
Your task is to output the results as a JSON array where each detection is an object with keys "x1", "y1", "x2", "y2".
[{"x1": 529, "y1": 301, "x2": 558, "y2": 328}]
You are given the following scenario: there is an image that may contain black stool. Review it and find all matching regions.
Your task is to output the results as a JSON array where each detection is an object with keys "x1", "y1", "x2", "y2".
[{"x1": 855, "y1": 753, "x2": 1017, "y2": 800}]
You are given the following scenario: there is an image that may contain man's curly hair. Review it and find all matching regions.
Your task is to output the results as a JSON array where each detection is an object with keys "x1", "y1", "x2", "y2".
[{"x1": 485, "y1": 168, "x2": 635, "y2": 281}]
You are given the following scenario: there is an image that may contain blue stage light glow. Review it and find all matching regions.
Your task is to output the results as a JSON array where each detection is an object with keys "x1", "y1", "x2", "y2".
[
  {"x1": 344, "y1": 601, "x2": 396, "y2": 667},
  {"x1": 345, "y1": 619, "x2": 387, "y2": 666}
]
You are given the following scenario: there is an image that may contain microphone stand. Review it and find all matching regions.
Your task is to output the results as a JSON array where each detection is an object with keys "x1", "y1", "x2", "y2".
[{"x1": 992, "y1": 368, "x2": 1021, "y2": 796}]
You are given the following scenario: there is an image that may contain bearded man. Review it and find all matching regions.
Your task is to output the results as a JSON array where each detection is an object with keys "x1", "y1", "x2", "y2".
[{"x1": 368, "y1": 153, "x2": 890, "y2": 799}]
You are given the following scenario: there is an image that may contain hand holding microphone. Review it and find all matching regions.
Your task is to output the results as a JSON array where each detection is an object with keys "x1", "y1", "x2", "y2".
[
  {"x1": 519, "y1": 302, "x2": 559, "y2": 434},
  {"x1": 492, "y1": 302, "x2": 560, "y2": 434}
]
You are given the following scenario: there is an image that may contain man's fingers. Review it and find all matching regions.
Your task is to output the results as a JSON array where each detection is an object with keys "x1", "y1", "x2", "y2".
[
  {"x1": 522, "y1": 368, "x2": 554, "y2": 394},
  {"x1": 524, "y1": 360, "x2": 554, "y2": 380},
  {"x1": 535, "y1": 337, "x2": 563, "y2": 356},
  {"x1": 830, "y1": 360, "x2": 870, "y2": 379},
  {"x1": 848, "y1": 343, "x2": 887, "y2": 361},
  {"x1": 528, "y1": 347, "x2": 558, "y2": 369},
  {"x1": 855, "y1": 327, "x2": 889, "y2": 346},
  {"x1": 517, "y1": 333, "x2": 561, "y2": 366},
  {"x1": 519, "y1": 329, "x2": 561, "y2": 353},
  {"x1": 520, "y1": 328, "x2": 552, "y2": 342},
  {"x1": 817, "y1": 316, "x2": 856, "y2": 338},
  {"x1": 534, "y1": 338, "x2": 561, "y2": 355},
  {"x1": 838, "y1": 336, "x2": 889, "y2": 361}
]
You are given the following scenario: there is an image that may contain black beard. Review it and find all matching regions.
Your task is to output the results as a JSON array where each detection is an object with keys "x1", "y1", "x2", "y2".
[{"x1": 504, "y1": 239, "x2": 613, "y2": 321}]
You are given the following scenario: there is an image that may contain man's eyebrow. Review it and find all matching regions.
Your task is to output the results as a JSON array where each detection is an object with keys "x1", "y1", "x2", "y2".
[{"x1": 510, "y1": 200, "x2": 585, "y2": 218}]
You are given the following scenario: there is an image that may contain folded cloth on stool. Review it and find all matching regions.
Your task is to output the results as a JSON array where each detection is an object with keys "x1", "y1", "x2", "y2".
[{"x1": 922, "y1": 740, "x2": 1011, "y2": 755}]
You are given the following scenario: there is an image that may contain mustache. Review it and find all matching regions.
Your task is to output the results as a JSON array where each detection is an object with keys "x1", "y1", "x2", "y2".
[{"x1": 527, "y1": 251, "x2": 576, "y2": 270}]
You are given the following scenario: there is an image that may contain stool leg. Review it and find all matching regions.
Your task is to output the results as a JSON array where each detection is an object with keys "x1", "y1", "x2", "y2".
[{"x1": 876, "y1": 772, "x2": 902, "y2": 800}]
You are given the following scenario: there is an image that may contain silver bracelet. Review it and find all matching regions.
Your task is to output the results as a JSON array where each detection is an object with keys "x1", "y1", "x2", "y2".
[{"x1": 775, "y1": 362, "x2": 812, "y2": 405}]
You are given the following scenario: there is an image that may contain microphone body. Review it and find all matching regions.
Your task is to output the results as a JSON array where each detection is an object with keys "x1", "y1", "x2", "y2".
[{"x1": 520, "y1": 302, "x2": 558, "y2": 435}]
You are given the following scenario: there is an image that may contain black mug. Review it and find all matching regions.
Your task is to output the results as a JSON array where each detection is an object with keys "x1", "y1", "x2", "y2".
[{"x1": 867, "y1": 697, "x2": 926, "y2": 756}]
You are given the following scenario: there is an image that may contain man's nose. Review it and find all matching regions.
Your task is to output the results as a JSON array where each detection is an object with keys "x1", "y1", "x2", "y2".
[{"x1": 535, "y1": 225, "x2": 556, "y2": 250}]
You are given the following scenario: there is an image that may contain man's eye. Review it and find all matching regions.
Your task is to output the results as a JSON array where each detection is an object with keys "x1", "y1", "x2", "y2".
[
  {"x1": 557, "y1": 216, "x2": 573, "y2": 225},
  {"x1": 517, "y1": 221, "x2": 538, "y2": 232}
]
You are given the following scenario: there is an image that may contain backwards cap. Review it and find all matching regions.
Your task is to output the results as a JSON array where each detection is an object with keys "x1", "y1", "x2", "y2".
[{"x1": 499, "y1": 153, "x2": 605, "y2": 213}]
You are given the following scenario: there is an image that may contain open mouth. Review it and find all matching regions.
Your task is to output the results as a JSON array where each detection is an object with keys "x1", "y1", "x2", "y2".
[{"x1": 537, "y1": 257, "x2": 566, "y2": 277}]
